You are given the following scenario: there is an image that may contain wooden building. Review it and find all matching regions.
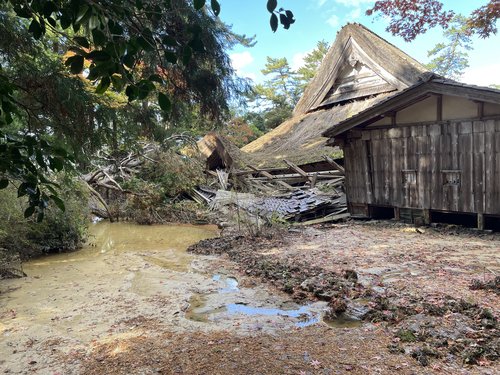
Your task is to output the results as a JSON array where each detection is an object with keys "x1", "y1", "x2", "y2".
[{"x1": 323, "y1": 74, "x2": 500, "y2": 229}]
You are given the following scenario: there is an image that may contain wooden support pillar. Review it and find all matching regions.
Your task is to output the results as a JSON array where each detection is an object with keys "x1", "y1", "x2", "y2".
[
  {"x1": 477, "y1": 101, "x2": 484, "y2": 119},
  {"x1": 436, "y1": 94, "x2": 443, "y2": 121},
  {"x1": 478, "y1": 213, "x2": 485, "y2": 230},
  {"x1": 423, "y1": 209, "x2": 431, "y2": 225},
  {"x1": 394, "y1": 207, "x2": 400, "y2": 220}
]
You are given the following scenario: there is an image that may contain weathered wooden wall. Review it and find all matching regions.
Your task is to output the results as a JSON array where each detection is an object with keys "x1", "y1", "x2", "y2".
[{"x1": 344, "y1": 118, "x2": 500, "y2": 216}]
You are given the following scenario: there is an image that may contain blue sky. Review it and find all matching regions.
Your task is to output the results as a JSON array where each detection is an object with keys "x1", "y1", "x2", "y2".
[{"x1": 218, "y1": 0, "x2": 500, "y2": 86}]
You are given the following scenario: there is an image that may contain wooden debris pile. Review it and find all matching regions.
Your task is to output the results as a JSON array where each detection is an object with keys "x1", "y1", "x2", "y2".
[
  {"x1": 197, "y1": 188, "x2": 347, "y2": 225},
  {"x1": 194, "y1": 155, "x2": 349, "y2": 225},
  {"x1": 233, "y1": 156, "x2": 345, "y2": 196},
  {"x1": 81, "y1": 143, "x2": 159, "y2": 220}
]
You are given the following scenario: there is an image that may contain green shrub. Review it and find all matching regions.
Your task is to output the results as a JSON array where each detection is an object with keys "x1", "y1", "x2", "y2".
[{"x1": 0, "y1": 178, "x2": 90, "y2": 260}]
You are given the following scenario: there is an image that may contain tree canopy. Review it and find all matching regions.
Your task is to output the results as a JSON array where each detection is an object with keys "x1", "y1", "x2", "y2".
[
  {"x1": 367, "y1": 0, "x2": 499, "y2": 42},
  {"x1": 425, "y1": 15, "x2": 473, "y2": 80},
  {"x1": 0, "y1": 0, "x2": 274, "y2": 219},
  {"x1": 242, "y1": 41, "x2": 329, "y2": 134}
]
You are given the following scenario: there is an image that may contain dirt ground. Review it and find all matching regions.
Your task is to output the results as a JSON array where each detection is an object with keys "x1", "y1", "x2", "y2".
[
  {"x1": 1, "y1": 221, "x2": 498, "y2": 374},
  {"x1": 188, "y1": 221, "x2": 499, "y2": 374}
]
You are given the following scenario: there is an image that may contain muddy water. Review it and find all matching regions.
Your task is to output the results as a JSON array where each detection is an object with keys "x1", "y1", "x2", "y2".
[{"x1": 0, "y1": 222, "x2": 360, "y2": 373}]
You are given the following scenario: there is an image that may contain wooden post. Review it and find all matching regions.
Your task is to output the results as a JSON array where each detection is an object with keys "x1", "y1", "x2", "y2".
[
  {"x1": 436, "y1": 94, "x2": 443, "y2": 121},
  {"x1": 394, "y1": 207, "x2": 401, "y2": 220},
  {"x1": 477, "y1": 101, "x2": 484, "y2": 119},
  {"x1": 423, "y1": 209, "x2": 431, "y2": 225},
  {"x1": 478, "y1": 213, "x2": 485, "y2": 230}
]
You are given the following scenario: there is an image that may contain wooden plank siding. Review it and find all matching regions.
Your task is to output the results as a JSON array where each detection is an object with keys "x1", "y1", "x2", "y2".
[{"x1": 344, "y1": 119, "x2": 500, "y2": 215}]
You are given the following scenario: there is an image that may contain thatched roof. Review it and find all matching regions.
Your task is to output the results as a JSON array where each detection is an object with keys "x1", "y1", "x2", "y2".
[
  {"x1": 197, "y1": 132, "x2": 247, "y2": 170},
  {"x1": 242, "y1": 23, "x2": 429, "y2": 169},
  {"x1": 242, "y1": 94, "x2": 392, "y2": 168}
]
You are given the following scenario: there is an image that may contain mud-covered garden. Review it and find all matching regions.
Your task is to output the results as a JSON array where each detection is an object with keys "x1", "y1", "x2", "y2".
[
  {"x1": 1, "y1": 220, "x2": 499, "y2": 374},
  {"x1": 2, "y1": 1, "x2": 500, "y2": 374}
]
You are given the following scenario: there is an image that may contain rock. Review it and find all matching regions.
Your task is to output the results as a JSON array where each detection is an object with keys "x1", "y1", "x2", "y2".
[{"x1": 343, "y1": 269, "x2": 358, "y2": 282}]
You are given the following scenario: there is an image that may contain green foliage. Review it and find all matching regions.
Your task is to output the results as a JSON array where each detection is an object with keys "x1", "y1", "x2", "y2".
[
  {"x1": 121, "y1": 149, "x2": 204, "y2": 206},
  {"x1": 0, "y1": 1, "x2": 255, "y2": 218},
  {"x1": 111, "y1": 149, "x2": 209, "y2": 224},
  {"x1": 425, "y1": 15, "x2": 473, "y2": 80},
  {"x1": 296, "y1": 40, "x2": 330, "y2": 90},
  {"x1": 245, "y1": 57, "x2": 299, "y2": 130},
  {"x1": 0, "y1": 179, "x2": 89, "y2": 259},
  {"x1": 242, "y1": 41, "x2": 327, "y2": 133},
  {"x1": 0, "y1": 131, "x2": 73, "y2": 221}
]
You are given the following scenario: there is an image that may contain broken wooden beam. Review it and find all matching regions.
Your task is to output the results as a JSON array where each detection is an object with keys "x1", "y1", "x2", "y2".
[
  {"x1": 283, "y1": 159, "x2": 310, "y2": 179},
  {"x1": 310, "y1": 173, "x2": 318, "y2": 188},
  {"x1": 247, "y1": 164, "x2": 296, "y2": 190},
  {"x1": 324, "y1": 156, "x2": 345, "y2": 175},
  {"x1": 294, "y1": 212, "x2": 350, "y2": 226},
  {"x1": 247, "y1": 165, "x2": 275, "y2": 179}
]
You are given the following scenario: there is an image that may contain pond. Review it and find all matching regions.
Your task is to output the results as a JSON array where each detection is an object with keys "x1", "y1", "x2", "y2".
[{"x1": 0, "y1": 222, "x2": 361, "y2": 373}]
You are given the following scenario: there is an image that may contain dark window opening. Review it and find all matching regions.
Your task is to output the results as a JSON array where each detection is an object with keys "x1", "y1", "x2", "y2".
[
  {"x1": 399, "y1": 208, "x2": 424, "y2": 224},
  {"x1": 369, "y1": 205, "x2": 395, "y2": 220},
  {"x1": 430, "y1": 211, "x2": 477, "y2": 228},
  {"x1": 484, "y1": 215, "x2": 500, "y2": 232}
]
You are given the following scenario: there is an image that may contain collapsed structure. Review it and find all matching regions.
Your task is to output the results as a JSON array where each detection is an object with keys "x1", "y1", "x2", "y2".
[
  {"x1": 198, "y1": 23, "x2": 500, "y2": 228},
  {"x1": 198, "y1": 24, "x2": 429, "y2": 191}
]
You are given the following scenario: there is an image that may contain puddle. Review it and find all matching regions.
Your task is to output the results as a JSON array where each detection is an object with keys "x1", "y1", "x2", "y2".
[
  {"x1": 324, "y1": 315, "x2": 363, "y2": 328},
  {"x1": 186, "y1": 274, "x2": 365, "y2": 329},
  {"x1": 185, "y1": 293, "x2": 321, "y2": 328},
  {"x1": 212, "y1": 274, "x2": 239, "y2": 293},
  {"x1": 226, "y1": 303, "x2": 320, "y2": 328}
]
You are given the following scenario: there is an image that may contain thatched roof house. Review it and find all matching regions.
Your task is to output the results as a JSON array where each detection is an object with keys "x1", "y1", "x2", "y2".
[{"x1": 242, "y1": 23, "x2": 428, "y2": 170}]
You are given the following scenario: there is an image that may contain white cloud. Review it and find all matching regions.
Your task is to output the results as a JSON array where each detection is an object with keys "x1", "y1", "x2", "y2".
[
  {"x1": 348, "y1": 8, "x2": 361, "y2": 19},
  {"x1": 327, "y1": 14, "x2": 340, "y2": 28},
  {"x1": 317, "y1": 0, "x2": 328, "y2": 6},
  {"x1": 461, "y1": 63, "x2": 500, "y2": 87},
  {"x1": 291, "y1": 51, "x2": 309, "y2": 71},
  {"x1": 230, "y1": 51, "x2": 254, "y2": 71},
  {"x1": 230, "y1": 51, "x2": 257, "y2": 80}
]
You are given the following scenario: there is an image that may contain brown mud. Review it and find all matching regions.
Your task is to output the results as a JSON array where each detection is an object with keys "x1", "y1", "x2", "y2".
[
  {"x1": 188, "y1": 221, "x2": 500, "y2": 371},
  {"x1": 1, "y1": 221, "x2": 499, "y2": 374}
]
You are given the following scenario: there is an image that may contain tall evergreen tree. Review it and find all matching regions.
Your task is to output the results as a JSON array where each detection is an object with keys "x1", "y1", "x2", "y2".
[
  {"x1": 425, "y1": 15, "x2": 473, "y2": 80},
  {"x1": 296, "y1": 40, "x2": 330, "y2": 91}
]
